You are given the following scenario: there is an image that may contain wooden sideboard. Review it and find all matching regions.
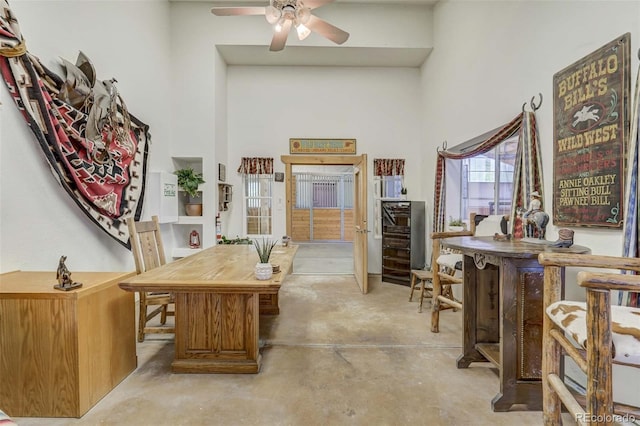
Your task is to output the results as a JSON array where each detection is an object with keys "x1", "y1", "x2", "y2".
[
  {"x1": 0, "y1": 271, "x2": 137, "y2": 418},
  {"x1": 440, "y1": 237, "x2": 590, "y2": 412}
]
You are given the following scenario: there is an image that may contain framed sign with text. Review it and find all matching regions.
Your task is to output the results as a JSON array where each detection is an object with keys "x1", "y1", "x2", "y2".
[
  {"x1": 289, "y1": 138, "x2": 356, "y2": 154},
  {"x1": 553, "y1": 33, "x2": 630, "y2": 227}
]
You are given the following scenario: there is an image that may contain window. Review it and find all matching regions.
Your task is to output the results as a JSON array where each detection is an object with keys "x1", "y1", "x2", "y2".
[
  {"x1": 244, "y1": 174, "x2": 272, "y2": 236},
  {"x1": 460, "y1": 135, "x2": 518, "y2": 218}
]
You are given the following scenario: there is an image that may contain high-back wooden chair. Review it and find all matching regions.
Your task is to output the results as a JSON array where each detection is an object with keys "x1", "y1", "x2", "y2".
[
  {"x1": 126, "y1": 215, "x2": 175, "y2": 342},
  {"x1": 430, "y1": 213, "x2": 506, "y2": 333},
  {"x1": 538, "y1": 252, "x2": 640, "y2": 425}
]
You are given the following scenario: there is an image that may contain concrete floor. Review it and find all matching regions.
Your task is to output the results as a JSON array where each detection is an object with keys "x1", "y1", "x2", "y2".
[
  {"x1": 12, "y1": 271, "x2": 570, "y2": 425},
  {"x1": 293, "y1": 242, "x2": 353, "y2": 274}
]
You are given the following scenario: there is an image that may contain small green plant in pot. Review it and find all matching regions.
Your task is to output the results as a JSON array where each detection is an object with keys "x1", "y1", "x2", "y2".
[
  {"x1": 253, "y1": 238, "x2": 278, "y2": 280},
  {"x1": 448, "y1": 216, "x2": 466, "y2": 232},
  {"x1": 175, "y1": 168, "x2": 205, "y2": 216}
]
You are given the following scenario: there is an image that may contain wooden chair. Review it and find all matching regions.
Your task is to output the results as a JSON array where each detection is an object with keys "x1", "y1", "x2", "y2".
[
  {"x1": 126, "y1": 215, "x2": 175, "y2": 342},
  {"x1": 538, "y1": 252, "x2": 640, "y2": 425},
  {"x1": 409, "y1": 269, "x2": 434, "y2": 313},
  {"x1": 430, "y1": 213, "x2": 506, "y2": 333}
]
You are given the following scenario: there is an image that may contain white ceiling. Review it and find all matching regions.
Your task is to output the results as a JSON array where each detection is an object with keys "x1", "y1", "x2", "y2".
[{"x1": 171, "y1": 0, "x2": 437, "y2": 66}]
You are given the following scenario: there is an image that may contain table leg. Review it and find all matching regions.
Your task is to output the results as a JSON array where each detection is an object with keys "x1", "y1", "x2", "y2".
[
  {"x1": 457, "y1": 255, "x2": 488, "y2": 368},
  {"x1": 172, "y1": 291, "x2": 261, "y2": 374}
]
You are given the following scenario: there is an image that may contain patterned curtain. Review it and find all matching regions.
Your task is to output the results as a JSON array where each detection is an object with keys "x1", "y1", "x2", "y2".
[
  {"x1": 237, "y1": 157, "x2": 274, "y2": 175},
  {"x1": 433, "y1": 111, "x2": 543, "y2": 233},
  {"x1": 373, "y1": 158, "x2": 405, "y2": 176},
  {"x1": 0, "y1": 1, "x2": 150, "y2": 249},
  {"x1": 621, "y1": 60, "x2": 640, "y2": 307}
]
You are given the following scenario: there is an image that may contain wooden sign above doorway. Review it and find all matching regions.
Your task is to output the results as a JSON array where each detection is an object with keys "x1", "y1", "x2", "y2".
[{"x1": 289, "y1": 138, "x2": 356, "y2": 155}]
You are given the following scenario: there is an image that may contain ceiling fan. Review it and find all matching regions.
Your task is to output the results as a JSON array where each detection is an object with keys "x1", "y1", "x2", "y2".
[{"x1": 211, "y1": 0, "x2": 350, "y2": 52}]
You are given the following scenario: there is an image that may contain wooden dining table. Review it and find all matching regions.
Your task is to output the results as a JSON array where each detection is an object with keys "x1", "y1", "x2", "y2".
[{"x1": 119, "y1": 244, "x2": 298, "y2": 374}]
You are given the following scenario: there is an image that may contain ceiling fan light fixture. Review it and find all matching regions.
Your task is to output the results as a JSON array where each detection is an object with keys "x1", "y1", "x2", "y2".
[
  {"x1": 275, "y1": 19, "x2": 284, "y2": 32},
  {"x1": 265, "y1": 5, "x2": 281, "y2": 24},
  {"x1": 296, "y1": 22, "x2": 311, "y2": 40},
  {"x1": 296, "y1": 7, "x2": 311, "y2": 25}
]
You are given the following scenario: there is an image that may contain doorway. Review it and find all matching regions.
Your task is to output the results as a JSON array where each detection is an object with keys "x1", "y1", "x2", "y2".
[{"x1": 281, "y1": 155, "x2": 369, "y2": 293}]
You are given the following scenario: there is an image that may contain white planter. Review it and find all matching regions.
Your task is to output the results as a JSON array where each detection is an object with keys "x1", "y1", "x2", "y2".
[
  {"x1": 255, "y1": 262, "x2": 273, "y2": 280},
  {"x1": 448, "y1": 226, "x2": 465, "y2": 232}
]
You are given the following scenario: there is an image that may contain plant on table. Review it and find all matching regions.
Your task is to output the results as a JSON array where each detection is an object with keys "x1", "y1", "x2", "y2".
[{"x1": 253, "y1": 238, "x2": 278, "y2": 264}]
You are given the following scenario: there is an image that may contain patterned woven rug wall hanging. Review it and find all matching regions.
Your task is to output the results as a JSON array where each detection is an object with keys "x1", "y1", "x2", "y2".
[{"x1": 0, "y1": 1, "x2": 150, "y2": 249}]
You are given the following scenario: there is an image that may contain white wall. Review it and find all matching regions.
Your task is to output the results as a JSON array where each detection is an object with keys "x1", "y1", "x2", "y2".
[
  {"x1": 226, "y1": 66, "x2": 423, "y2": 272},
  {"x1": 420, "y1": 0, "x2": 640, "y2": 405},
  {"x1": 421, "y1": 1, "x2": 639, "y2": 258},
  {"x1": 0, "y1": 0, "x2": 173, "y2": 272}
]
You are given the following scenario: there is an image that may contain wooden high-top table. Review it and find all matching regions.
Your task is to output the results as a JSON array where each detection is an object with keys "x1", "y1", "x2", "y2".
[
  {"x1": 119, "y1": 244, "x2": 298, "y2": 374},
  {"x1": 440, "y1": 236, "x2": 590, "y2": 412}
]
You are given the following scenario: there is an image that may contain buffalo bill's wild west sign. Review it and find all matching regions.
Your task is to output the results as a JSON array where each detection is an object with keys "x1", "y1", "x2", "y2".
[
  {"x1": 290, "y1": 139, "x2": 356, "y2": 154},
  {"x1": 553, "y1": 33, "x2": 630, "y2": 227}
]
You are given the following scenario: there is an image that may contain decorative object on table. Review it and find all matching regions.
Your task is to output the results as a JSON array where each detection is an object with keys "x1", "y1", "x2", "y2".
[
  {"x1": 553, "y1": 33, "x2": 630, "y2": 228},
  {"x1": 253, "y1": 238, "x2": 278, "y2": 280},
  {"x1": 550, "y1": 228, "x2": 574, "y2": 248},
  {"x1": 272, "y1": 264, "x2": 281, "y2": 274},
  {"x1": 447, "y1": 216, "x2": 466, "y2": 232},
  {"x1": 493, "y1": 233, "x2": 512, "y2": 242},
  {"x1": 189, "y1": 230, "x2": 201, "y2": 248},
  {"x1": 54, "y1": 256, "x2": 83, "y2": 291},
  {"x1": 523, "y1": 191, "x2": 549, "y2": 239},
  {"x1": 0, "y1": 4, "x2": 151, "y2": 249},
  {"x1": 281, "y1": 235, "x2": 291, "y2": 247},
  {"x1": 175, "y1": 167, "x2": 205, "y2": 216}
]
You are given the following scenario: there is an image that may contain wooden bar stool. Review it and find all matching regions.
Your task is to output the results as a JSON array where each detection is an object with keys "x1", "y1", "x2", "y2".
[{"x1": 409, "y1": 269, "x2": 433, "y2": 312}]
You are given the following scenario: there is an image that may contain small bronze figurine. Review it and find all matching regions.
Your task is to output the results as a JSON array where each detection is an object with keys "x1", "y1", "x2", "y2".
[{"x1": 54, "y1": 255, "x2": 83, "y2": 291}]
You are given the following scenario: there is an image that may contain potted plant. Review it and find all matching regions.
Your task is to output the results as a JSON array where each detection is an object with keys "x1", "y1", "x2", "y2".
[
  {"x1": 175, "y1": 168, "x2": 205, "y2": 216},
  {"x1": 253, "y1": 238, "x2": 278, "y2": 280},
  {"x1": 400, "y1": 186, "x2": 407, "y2": 199},
  {"x1": 448, "y1": 216, "x2": 466, "y2": 232}
]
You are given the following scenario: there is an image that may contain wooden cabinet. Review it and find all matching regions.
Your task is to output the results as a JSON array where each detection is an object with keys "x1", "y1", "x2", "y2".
[
  {"x1": 381, "y1": 200, "x2": 425, "y2": 285},
  {"x1": 0, "y1": 271, "x2": 137, "y2": 418}
]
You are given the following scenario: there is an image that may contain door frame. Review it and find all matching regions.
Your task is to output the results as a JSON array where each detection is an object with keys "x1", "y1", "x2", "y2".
[{"x1": 281, "y1": 155, "x2": 369, "y2": 291}]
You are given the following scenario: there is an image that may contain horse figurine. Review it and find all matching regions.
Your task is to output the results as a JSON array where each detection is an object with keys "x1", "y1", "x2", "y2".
[{"x1": 524, "y1": 210, "x2": 549, "y2": 239}]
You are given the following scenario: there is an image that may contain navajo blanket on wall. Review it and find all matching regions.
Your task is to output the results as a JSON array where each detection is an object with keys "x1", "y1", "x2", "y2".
[{"x1": 0, "y1": 1, "x2": 149, "y2": 248}]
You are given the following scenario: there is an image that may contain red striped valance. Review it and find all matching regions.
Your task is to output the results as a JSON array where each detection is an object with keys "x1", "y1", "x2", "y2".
[
  {"x1": 237, "y1": 157, "x2": 274, "y2": 175},
  {"x1": 373, "y1": 158, "x2": 405, "y2": 176}
]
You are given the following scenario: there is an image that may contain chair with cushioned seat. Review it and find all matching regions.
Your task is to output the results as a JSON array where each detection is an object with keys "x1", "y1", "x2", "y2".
[
  {"x1": 430, "y1": 213, "x2": 507, "y2": 333},
  {"x1": 126, "y1": 215, "x2": 175, "y2": 342},
  {"x1": 538, "y1": 252, "x2": 640, "y2": 425}
]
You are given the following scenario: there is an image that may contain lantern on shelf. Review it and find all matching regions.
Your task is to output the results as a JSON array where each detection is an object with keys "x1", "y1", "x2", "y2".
[{"x1": 189, "y1": 230, "x2": 201, "y2": 249}]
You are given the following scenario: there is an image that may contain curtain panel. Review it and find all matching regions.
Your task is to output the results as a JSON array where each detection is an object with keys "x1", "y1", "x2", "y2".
[
  {"x1": 237, "y1": 157, "x2": 274, "y2": 175},
  {"x1": 433, "y1": 111, "x2": 544, "y2": 235},
  {"x1": 373, "y1": 158, "x2": 405, "y2": 176}
]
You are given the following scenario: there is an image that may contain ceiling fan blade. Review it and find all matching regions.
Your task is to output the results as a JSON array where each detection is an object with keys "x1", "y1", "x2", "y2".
[
  {"x1": 305, "y1": 14, "x2": 349, "y2": 45},
  {"x1": 211, "y1": 7, "x2": 266, "y2": 16},
  {"x1": 304, "y1": 0, "x2": 334, "y2": 10},
  {"x1": 270, "y1": 19, "x2": 292, "y2": 52}
]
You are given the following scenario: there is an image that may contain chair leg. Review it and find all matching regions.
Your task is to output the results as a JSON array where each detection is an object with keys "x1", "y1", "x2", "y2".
[
  {"x1": 418, "y1": 278, "x2": 432, "y2": 313},
  {"x1": 542, "y1": 322, "x2": 562, "y2": 425},
  {"x1": 409, "y1": 273, "x2": 417, "y2": 302},
  {"x1": 431, "y1": 273, "x2": 441, "y2": 333},
  {"x1": 160, "y1": 304, "x2": 167, "y2": 325}
]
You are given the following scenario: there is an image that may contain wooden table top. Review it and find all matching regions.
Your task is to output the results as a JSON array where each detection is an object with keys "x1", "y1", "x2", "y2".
[
  {"x1": 119, "y1": 244, "x2": 299, "y2": 293},
  {"x1": 0, "y1": 271, "x2": 135, "y2": 298},
  {"x1": 442, "y1": 236, "x2": 590, "y2": 259}
]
